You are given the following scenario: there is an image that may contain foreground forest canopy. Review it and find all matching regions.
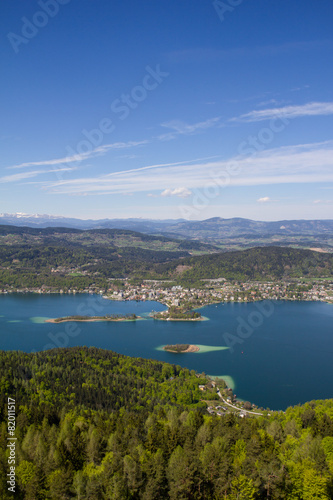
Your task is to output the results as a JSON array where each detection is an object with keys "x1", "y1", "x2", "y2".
[
  {"x1": 0, "y1": 347, "x2": 333, "y2": 499},
  {"x1": 0, "y1": 224, "x2": 332, "y2": 290}
]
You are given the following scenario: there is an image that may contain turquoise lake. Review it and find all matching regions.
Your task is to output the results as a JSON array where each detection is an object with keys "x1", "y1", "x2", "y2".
[{"x1": 0, "y1": 293, "x2": 332, "y2": 410}]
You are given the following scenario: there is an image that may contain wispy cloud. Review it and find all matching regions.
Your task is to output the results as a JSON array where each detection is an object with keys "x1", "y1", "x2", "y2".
[
  {"x1": 231, "y1": 102, "x2": 333, "y2": 123},
  {"x1": 117, "y1": 154, "x2": 139, "y2": 160},
  {"x1": 43, "y1": 140, "x2": 333, "y2": 196},
  {"x1": 257, "y1": 99, "x2": 286, "y2": 107},
  {"x1": 0, "y1": 167, "x2": 74, "y2": 183},
  {"x1": 158, "y1": 117, "x2": 220, "y2": 141},
  {"x1": 8, "y1": 141, "x2": 149, "y2": 170},
  {"x1": 313, "y1": 199, "x2": 333, "y2": 205},
  {"x1": 290, "y1": 85, "x2": 310, "y2": 92}
]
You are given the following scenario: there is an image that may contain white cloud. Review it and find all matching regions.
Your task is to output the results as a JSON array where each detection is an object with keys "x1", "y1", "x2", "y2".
[
  {"x1": 231, "y1": 102, "x2": 333, "y2": 123},
  {"x1": 257, "y1": 197, "x2": 270, "y2": 203},
  {"x1": 158, "y1": 117, "x2": 220, "y2": 141},
  {"x1": 8, "y1": 141, "x2": 149, "y2": 169},
  {"x1": 161, "y1": 187, "x2": 192, "y2": 198},
  {"x1": 43, "y1": 140, "x2": 333, "y2": 196}
]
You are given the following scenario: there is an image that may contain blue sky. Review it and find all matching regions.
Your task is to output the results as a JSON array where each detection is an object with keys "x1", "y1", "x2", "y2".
[{"x1": 1, "y1": 0, "x2": 333, "y2": 220}]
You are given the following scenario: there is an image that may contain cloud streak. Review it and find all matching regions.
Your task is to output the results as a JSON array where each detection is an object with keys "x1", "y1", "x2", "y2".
[
  {"x1": 231, "y1": 102, "x2": 333, "y2": 123},
  {"x1": 8, "y1": 141, "x2": 149, "y2": 170},
  {"x1": 0, "y1": 168, "x2": 74, "y2": 184},
  {"x1": 158, "y1": 117, "x2": 220, "y2": 141},
  {"x1": 42, "y1": 141, "x2": 333, "y2": 196}
]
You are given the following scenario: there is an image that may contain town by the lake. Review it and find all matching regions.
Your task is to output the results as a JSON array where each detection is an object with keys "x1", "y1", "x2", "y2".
[{"x1": 2, "y1": 277, "x2": 332, "y2": 307}]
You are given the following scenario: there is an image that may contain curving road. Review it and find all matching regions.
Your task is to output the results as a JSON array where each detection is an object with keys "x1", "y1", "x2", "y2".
[{"x1": 217, "y1": 389, "x2": 265, "y2": 416}]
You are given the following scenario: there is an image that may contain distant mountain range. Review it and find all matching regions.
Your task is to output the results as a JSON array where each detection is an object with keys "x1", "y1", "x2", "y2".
[
  {"x1": 0, "y1": 213, "x2": 332, "y2": 234},
  {"x1": 0, "y1": 214, "x2": 332, "y2": 250},
  {"x1": 0, "y1": 213, "x2": 185, "y2": 232}
]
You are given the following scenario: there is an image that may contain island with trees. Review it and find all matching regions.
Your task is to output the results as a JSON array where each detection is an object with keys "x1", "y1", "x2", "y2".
[
  {"x1": 45, "y1": 313, "x2": 140, "y2": 323},
  {"x1": 163, "y1": 344, "x2": 200, "y2": 353},
  {"x1": 153, "y1": 306, "x2": 203, "y2": 321}
]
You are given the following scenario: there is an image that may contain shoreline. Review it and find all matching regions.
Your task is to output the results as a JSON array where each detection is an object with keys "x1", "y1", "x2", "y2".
[
  {"x1": 153, "y1": 315, "x2": 207, "y2": 322},
  {"x1": 1, "y1": 289, "x2": 331, "y2": 306},
  {"x1": 1, "y1": 292, "x2": 331, "y2": 410}
]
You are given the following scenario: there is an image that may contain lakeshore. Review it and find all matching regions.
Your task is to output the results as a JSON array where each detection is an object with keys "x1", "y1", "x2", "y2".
[
  {"x1": 153, "y1": 315, "x2": 207, "y2": 322},
  {"x1": 1, "y1": 277, "x2": 332, "y2": 308},
  {"x1": 1, "y1": 294, "x2": 332, "y2": 409},
  {"x1": 104, "y1": 279, "x2": 333, "y2": 308}
]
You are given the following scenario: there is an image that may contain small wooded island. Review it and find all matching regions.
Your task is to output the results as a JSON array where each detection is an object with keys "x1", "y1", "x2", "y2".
[
  {"x1": 153, "y1": 306, "x2": 202, "y2": 321},
  {"x1": 45, "y1": 314, "x2": 140, "y2": 323},
  {"x1": 163, "y1": 344, "x2": 200, "y2": 353}
]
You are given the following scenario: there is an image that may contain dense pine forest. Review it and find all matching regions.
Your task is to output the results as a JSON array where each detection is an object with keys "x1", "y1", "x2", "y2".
[{"x1": 0, "y1": 347, "x2": 332, "y2": 499}]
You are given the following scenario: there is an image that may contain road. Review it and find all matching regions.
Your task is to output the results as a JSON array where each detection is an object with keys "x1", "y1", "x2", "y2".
[{"x1": 217, "y1": 389, "x2": 265, "y2": 416}]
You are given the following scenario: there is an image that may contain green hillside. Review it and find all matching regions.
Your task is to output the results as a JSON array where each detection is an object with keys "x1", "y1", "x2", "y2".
[
  {"x1": 0, "y1": 225, "x2": 223, "y2": 290},
  {"x1": 0, "y1": 225, "x2": 217, "y2": 254},
  {"x1": 1, "y1": 239, "x2": 332, "y2": 291},
  {"x1": 158, "y1": 246, "x2": 333, "y2": 283},
  {"x1": 0, "y1": 347, "x2": 332, "y2": 499}
]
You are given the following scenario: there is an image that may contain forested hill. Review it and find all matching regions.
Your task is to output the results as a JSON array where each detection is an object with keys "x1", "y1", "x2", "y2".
[
  {"x1": 0, "y1": 239, "x2": 332, "y2": 291},
  {"x1": 159, "y1": 246, "x2": 333, "y2": 282},
  {"x1": 0, "y1": 347, "x2": 333, "y2": 499},
  {"x1": 0, "y1": 225, "x2": 217, "y2": 254},
  {"x1": 0, "y1": 225, "x2": 217, "y2": 290}
]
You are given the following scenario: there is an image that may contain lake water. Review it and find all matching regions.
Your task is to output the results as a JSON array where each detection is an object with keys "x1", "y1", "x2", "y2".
[{"x1": 0, "y1": 293, "x2": 332, "y2": 410}]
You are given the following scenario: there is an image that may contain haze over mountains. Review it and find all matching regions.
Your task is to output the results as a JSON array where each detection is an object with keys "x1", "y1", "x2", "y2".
[
  {"x1": 1, "y1": 213, "x2": 332, "y2": 251},
  {"x1": 0, "y1": 213, "x2": 332, "y2": 234}
]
